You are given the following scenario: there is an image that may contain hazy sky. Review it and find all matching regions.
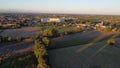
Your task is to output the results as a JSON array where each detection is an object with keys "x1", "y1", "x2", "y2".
[{"x1": 0, "y1": 0, "x2": 120, "y2": 15}]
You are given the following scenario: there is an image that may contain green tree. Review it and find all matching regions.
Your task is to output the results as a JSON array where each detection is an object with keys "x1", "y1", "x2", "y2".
[
  {"x1": 34, "y1": 40, "x2": 49, "y2": 68},
  {"x1": 42, "y1": 28, "x2": 58, "y2": 37},
  {"x1": 42, "y1": 37, "x2": 50, "y2": 46},
  {"x1": 42, "y1": 29, "x2": 53, "y2": 37},
  {"x1": 37, "y1": 56, "x2": 49, "y2": 68},
  {"x1": 34, "y1": 40, "x2": 47, "y2": 58}
]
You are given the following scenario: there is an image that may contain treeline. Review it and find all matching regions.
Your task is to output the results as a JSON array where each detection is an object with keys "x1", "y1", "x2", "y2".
[
  {"x1": 34, "y1": 36, "x2": 50, "y2": 68},
  {"x1": 0, "y1": 36, "x2": 22, "y2": 43},
  {"x1": 34, "y1": 39, "x2": 49, "y2": 68},
  {"x1": 41, "y1": 25, "x2": 82, "y2": 38},
  {"x1": 33, "y1": 24, "x2": 83, "y2": 68}
]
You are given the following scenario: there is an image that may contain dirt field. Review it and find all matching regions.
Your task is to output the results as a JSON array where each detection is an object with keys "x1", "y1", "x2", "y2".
[
  {"x1": 0, "y1": 27, "x2": 40, "y2": 38},
  {"x1": 48, "y1": 31, "x2": 120, "y2": 68},
  {"x1": 0, "y1": 27, "x2": 40, "y2": 56},
  {"x1": 50, "y1": 31, "x2": 118, "y2": 49},
  {"x1": 0, "y1": 40, "x2": 34, "y2": 56},
  {"x1": 48, "y1": 41, "x2": 120, "y2": 68}
]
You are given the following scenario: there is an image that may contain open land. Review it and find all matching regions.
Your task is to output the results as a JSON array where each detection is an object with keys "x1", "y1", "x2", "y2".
[{"x1": 48, "y1": 31, "x2": 120, "y2": 68}]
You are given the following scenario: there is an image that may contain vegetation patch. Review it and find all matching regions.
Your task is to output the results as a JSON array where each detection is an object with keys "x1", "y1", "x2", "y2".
[{"x1": 0, "y1": 52, "x2": 37, "y2": 68}]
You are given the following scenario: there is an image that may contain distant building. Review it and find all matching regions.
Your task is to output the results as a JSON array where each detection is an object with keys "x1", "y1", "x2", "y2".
[
  {"x1": 41, "y1": 18, "x2": 65, "y2": 23},
  {"x1": 95, "y1": 21, "x2": 107, "y2": 29}
]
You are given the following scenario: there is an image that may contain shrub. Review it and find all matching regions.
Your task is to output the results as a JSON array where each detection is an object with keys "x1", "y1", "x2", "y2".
[
  {"x1": 16, "y1": 36, "x2": 22, "y2": 42},
  {"x1": 107, "y1": 38, "x2": 115, "y2": 45},
  {"x1": 42, "y1": 28, "x2": 58, "y2": 37},
  {"x1": 72, "y1": 26, "x2": 81, "y2": 32},
  {"x1": 7, "y1": 36, "x2": 13, "y2": 42}
]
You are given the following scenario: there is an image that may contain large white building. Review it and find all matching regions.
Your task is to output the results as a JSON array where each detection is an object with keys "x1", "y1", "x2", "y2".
[{"x1": 41, "y1": 18, "x2": 65, "y2": 23}]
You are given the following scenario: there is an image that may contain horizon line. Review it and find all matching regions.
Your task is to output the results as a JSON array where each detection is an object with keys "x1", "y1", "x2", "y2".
[{"x1": 0, "y1": 12, "x2": 120, "y2": 16}]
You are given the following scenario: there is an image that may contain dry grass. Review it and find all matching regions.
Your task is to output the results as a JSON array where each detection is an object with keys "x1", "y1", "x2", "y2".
[
  {"x1": 0, "y1": 40, "x2": 34, "y2": 56},
  {"x1": 48, "y1": 32, "x2": 120, "y2": 68},
  {"x1": 50, "y1": 31, "x2": 118, "y2": 49},
  {"x1": 0, "y1": 27, "x2": 40, "y2": 38},
  {"x1": 48, "y1": 41, "x2": 120, "y2": 68}
]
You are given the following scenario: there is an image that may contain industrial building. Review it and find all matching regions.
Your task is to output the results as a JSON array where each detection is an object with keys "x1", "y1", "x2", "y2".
[{"x1": 41, "y1": 18, "x2": 65, "y2": 23}]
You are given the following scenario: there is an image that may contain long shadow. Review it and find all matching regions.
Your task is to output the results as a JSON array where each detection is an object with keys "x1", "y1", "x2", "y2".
[
  {"x1": 76, "y1": 33, "x2": 114, "y2": 53},
  {"x1": 90, "y1": 33, "x2": 119, "y2": 58}
]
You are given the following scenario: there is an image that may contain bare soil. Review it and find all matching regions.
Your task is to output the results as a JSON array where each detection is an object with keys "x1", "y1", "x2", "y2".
[
  {"x1": 0, "y1": 27, "x2": 40, "y2": 38},
  {"x1": 115, "y1": 38, "x2": 120, "y2": 47},
  {"x1": 0, "y1": 41, "x2": 34, "y2": 56}
]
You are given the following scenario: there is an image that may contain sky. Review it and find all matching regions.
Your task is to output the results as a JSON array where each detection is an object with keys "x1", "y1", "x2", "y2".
[{"x1": 0, "y1": 0, "x2": 120, "y2": 15}]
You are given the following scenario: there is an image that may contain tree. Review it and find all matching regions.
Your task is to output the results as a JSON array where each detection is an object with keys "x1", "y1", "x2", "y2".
[
  {"x1": 42, "y1": 37, "x2": 50, "y2": 46},
  {"x1": 42, "y1": 28, "x2": 58, "y2": 37},
  {"x1": 42, "y1": 29, "x2": 53, "y2": 37},
  {"x1": 34, "y1": 40, "x2": 47, "y2": 58},
  {"x1": 52, "y1": 28, "x2": 58, "y2": 37},
  {"x1": 34, "y1": 40, "x2": 49, "y2": 68},
  {"x1": 37, "y1": 56, "x2": 49, "y2": 68}
]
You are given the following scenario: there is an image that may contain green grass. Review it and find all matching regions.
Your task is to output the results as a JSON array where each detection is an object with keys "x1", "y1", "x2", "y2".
[{"x1": 0, "y1": 52, "x2": 37, "y2": 68}]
